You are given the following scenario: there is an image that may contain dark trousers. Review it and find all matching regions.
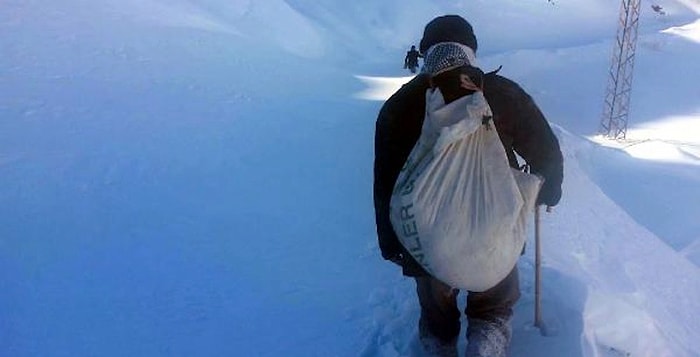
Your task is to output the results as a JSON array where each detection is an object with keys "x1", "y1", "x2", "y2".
[{"x1": 415, "y1": 267, "x2": 520, "y2": 343}]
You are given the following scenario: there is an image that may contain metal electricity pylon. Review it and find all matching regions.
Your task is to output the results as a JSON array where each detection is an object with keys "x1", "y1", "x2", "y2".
[{"x1": 601, "y1": 0, "x2": 642, "y2": 140}]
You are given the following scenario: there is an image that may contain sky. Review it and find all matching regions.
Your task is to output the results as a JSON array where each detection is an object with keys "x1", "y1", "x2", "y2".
[{"x1": 1, "y1": 0, "x2": 700, "y2": 356}]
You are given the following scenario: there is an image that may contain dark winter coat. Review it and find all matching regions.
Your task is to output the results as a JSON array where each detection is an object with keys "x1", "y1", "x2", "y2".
[{"x1": 373, "y1": 69, "x2": 563, "y2": 277}]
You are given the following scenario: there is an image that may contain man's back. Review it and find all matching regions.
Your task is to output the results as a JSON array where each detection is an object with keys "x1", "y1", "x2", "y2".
[{"x1": 373, "y1": 69, "x2": 563, "y2": 275}]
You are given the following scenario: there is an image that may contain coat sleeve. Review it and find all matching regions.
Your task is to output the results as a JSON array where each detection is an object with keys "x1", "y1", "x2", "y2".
[
  {"x1": 373, "y1": 108, "x2": 405, "y2": 260},
  {"x1": 373, "y1": 77, "x2": 430, "y2": 276},
  {"x1": 485, "y1": 74, "x2": 563, "y2": 207},
  {"x1": 510, "y1": 83, "x2": 563, "y2": 207}
]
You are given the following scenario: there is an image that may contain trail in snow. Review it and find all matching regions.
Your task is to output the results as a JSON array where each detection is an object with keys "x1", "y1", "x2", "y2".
[
  {"x1": 3, "y1": 1, "x2": 700, "y2": 356},
  {"x1": 356, "y1": 126, "x2": 700, "y2": 357}
]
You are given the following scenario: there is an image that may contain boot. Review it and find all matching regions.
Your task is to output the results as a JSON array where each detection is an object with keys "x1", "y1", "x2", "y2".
[
  {"x1": 465, "y1": 317, "x2": 511, "y2": 357},
  {"x1": 419, "y1": 334, "x2": 458, "y2": 357},
  {"x1": 419, "y1": 319, "x2": 458, "y2": 357}
]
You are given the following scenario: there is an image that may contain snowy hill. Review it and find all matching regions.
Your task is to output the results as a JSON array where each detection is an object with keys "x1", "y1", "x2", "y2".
[{"x1": 2, "y1": 0, "x2": 700, "y2": 356}]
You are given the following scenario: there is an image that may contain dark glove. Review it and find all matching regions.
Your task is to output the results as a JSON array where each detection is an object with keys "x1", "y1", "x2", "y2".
[
  {"x1": 385, "y1": 250, "x2": 429, "y2": 277},
  {"x1": 537, "y1": 180, "x2": 562, "y2": 207},
  {"x1": 431, "y1": 65, "x2": 484, "y2": 104},
  {"x1": 386, "y1": 252, "x2": 405, "y2": 268}
]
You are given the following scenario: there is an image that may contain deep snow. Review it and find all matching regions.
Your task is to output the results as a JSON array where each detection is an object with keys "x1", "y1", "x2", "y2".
[{"x1": 2, "y1": 1, "x2": 700, "y2": 356}]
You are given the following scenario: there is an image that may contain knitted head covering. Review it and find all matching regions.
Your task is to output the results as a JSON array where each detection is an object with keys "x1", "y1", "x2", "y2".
[{"x1": 419, "y1": 15, "x2": 478, "y2": 54}]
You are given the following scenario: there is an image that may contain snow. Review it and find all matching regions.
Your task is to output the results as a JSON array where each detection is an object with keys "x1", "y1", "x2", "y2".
[
  {"x1": 2, "y1": 0, "x2": 700, "y2": 356},
  {"x1": 663, "y1": 18, "x2": 700, "y2": 42}
]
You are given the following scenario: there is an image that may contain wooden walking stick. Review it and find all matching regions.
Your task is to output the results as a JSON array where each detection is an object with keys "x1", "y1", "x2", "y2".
[
  {"x1": 534, "y1": 205, "x2": 552, "y2": 334},
  {"x1": 534, "y1": 205, "x2": 543, "y2": 329}
]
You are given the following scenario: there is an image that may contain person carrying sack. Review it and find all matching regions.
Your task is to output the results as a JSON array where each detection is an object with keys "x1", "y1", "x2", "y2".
[{"x1": 373, "y1": 15, "x2": 563, "y2": 357}]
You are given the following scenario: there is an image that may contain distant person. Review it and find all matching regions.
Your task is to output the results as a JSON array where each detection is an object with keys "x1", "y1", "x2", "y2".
[
  {"x1": 404, "y1": 45, "x2": 422, "y2": 74},
  {"x1": 373, "y1": 15, "x2": 563, "y2": 356}
]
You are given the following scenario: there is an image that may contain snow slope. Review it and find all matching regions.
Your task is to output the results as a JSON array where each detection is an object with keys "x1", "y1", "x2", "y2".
[{"x1": 2, "y1": 0, "x2": 700, "y2": 356}]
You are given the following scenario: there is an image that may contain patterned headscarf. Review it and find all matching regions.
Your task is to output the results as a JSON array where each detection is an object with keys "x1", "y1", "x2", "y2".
[{"x1": 422, "y1": 42, "x2": 478, "y2": 76}]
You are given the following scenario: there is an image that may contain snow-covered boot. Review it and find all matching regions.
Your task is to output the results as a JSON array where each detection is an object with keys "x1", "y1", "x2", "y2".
[
  {"x1": 419, "y1": 334, "x2": 458, "y2": 357},
  {"x1": 465, "y1": 317, "x2": 511, "y2": 357},
  {"x1": 418, "y1": 319, "x2": 459, "y2": 357}
]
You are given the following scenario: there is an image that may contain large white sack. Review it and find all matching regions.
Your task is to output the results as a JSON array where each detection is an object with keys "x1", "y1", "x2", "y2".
[{"x1": 390, "y1": 88, "x2": 542, "y2": 291}]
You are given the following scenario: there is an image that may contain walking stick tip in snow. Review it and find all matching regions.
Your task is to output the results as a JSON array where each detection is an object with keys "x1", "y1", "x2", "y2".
[{"x1": 534, "y1": 205, "x2": 550, "y2": 336}]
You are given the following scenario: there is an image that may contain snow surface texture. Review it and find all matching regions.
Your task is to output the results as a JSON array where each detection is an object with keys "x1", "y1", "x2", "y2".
[{"x1": 2, "y1": 0, "x2": 699, "y2": 356}]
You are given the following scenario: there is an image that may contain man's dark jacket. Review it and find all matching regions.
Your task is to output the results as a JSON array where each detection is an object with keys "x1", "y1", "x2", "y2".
[{"x1": 373, "y1": 71, "x2": 563, "y2": 277}]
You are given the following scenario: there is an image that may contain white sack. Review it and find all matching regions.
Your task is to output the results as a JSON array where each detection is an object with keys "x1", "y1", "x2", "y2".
[{"x1": 390, "y1": 88, "x2": 543, "y2": 291}]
